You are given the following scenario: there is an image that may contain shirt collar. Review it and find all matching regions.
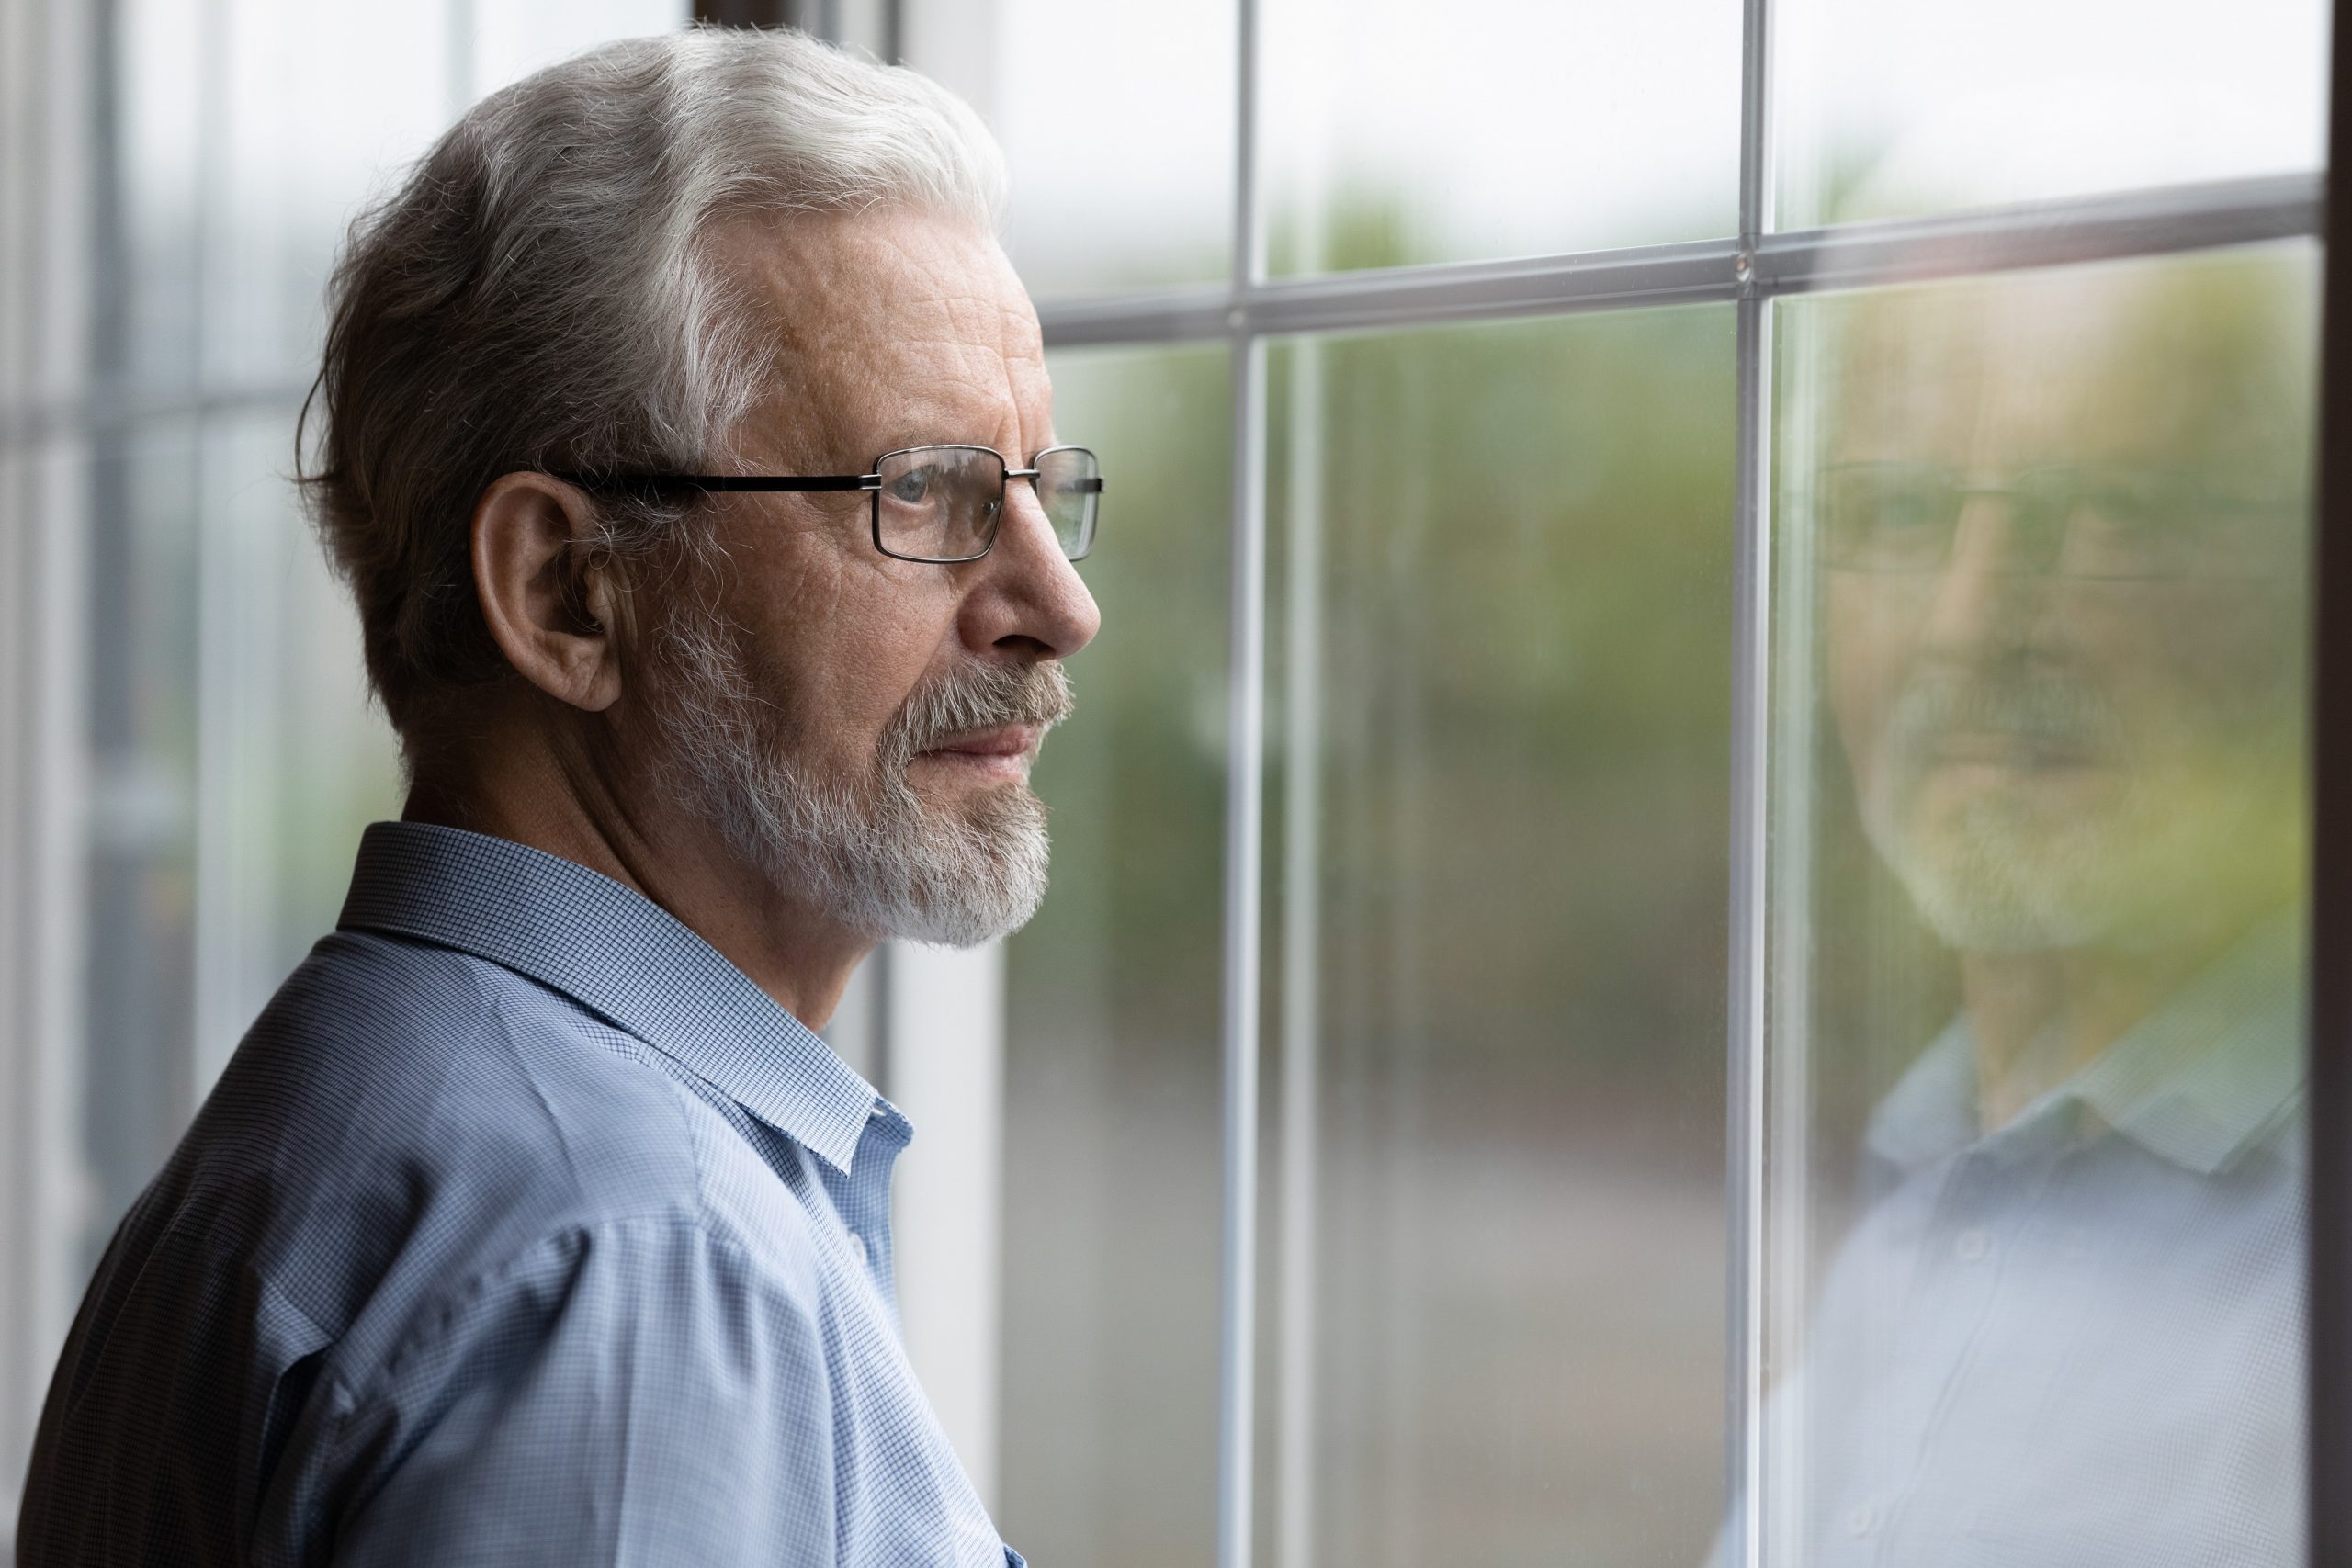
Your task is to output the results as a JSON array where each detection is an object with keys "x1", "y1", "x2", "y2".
[
  {"x1": 1866, "y1": 914, "x2": 2306, "y2": 1179},
  {"x1": 337, "y1": 820, "x2": 884, "y2": 1173}
]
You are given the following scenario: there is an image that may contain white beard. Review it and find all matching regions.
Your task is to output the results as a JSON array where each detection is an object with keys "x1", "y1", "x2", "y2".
[
  {"x1": 647, "y1": 593, "x2": 1069, "y2": 948},
  {"x1": 1859, "y1": 669, "x2": 2291, "y2": 956}
]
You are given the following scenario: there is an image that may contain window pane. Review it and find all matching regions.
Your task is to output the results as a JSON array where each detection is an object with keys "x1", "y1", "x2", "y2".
[
  {"x1": 1266, "y1": 310, "x2": 1734, "y2": 1565},
  {"x1": 187, "y1": 411, "x2": 402, "y2": 1094},
  {"x1": 1001, "y1": 343, "x2": 1232, "y2": 1566},
  {"x1": 83, "y1": 420, "x2": 204, "y2": 1275},
  {"x1": 1265, "y1": 0, "x2": 1739, "y2": 275},
  {"x1": 200, "y1": 0, "x2": 684, "y2": 392},
  {"x1": 925, "y1": 0, "x2": 1234, "y2": 299},
  {"x1": 1774, "y1": 0, "x2": 2325, "y2": 230},
  {"x1": 1761, "y1": 246, "x2": 2315, "y2": 1564},
  {"x1": 204, "y1": 0, "x2": 455, "y2": 391}
]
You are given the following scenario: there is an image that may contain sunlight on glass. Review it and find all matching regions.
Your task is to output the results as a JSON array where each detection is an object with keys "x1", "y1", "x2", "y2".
[
  {"x1": 1265, "y1": 0, "x2": 1739, "y2": 272},
  {"x1": 1775, "y1": 0, "x2": 2325, "y2": 228},
  {"x1": 1754, "y1": 246, "x2": 2316, "y2": 1565}
]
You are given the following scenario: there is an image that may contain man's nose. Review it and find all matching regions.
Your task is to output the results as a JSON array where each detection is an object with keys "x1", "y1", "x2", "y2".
[
  {"x1": 1920, "y1": 497, "x2": 2059, "y2": 655},
  {"x1": 958, "y1": 484, "x2": 1102, "y2": 660}
]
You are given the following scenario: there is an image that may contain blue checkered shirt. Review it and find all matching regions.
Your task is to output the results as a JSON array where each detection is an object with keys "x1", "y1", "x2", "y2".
[{"x1": 18, "y1": 821, "x2": 1023, "y2": 1568}]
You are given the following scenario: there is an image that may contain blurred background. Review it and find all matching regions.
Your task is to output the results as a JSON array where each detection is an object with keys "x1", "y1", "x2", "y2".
[{"x1": 0, "y1": 0, "x2": 2329, "y2": 1564}]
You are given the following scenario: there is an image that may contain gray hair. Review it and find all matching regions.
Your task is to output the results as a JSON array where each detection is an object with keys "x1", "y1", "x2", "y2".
[{"x1": 300, "y1": 27, "x2": 1007, "y2": 739}]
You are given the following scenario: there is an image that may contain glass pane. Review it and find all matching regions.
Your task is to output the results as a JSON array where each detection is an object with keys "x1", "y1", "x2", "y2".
[
  {"x1": 206, "y1": 0, "x2": 455, "y2": 390},
  {"x1": 187, "y1": 411, "x2": 402, "y2": 1095},
  {"x1": 924, "y1": 0, "x2": 1235, "y2": 299},
  {"x1": 82, "y1": 419, "x2": 204, "y2": 1277},
  {"x1": 1265, "y1": 0, "x2": 1740, "y2": 275},
  {"x1": 200, "y1": 0, "x2": 685, "y2": 393},
  {"x1": 1001, "y1": 343, "x2": 1231, "y2": 1566},
  {"x1": 1774, "y1": 0, "x2": 2326, "y2": 230},
  {"x1": 1761, "y1": 246, "x2": 2316, "y2": 1564},
  {"x1": 1266, "y1": 310, "x2": 1735, "y2": 1564}
]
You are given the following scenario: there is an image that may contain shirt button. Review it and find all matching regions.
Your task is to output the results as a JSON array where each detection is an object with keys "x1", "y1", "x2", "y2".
[
  {"x1": 849, "y1": 1232, "x2": 870, "y2": 1265},
  {"x1": 1844, "y1": 1500, "x2": 1879, "y2": 1538},
  {"x1": 1954, "y1": 1228, "x2": 1992, "y2": 1263}
]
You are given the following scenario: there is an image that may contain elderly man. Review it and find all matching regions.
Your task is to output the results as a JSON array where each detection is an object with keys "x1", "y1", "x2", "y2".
[{"x1": 18, "y1": 28, "x2": 1092, "y2": 1568}]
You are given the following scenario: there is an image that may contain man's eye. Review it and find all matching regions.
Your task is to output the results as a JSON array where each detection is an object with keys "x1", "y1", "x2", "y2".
[
  {"x1": 888, "y1": 468, "x2": 937, "y2": 503},
  {"x1": 1869, "y1": 487, "x2": 1944, "y2": 533},
  {"x1": 2075, "y1": 481, "x2": 2177, "y2": 537}
]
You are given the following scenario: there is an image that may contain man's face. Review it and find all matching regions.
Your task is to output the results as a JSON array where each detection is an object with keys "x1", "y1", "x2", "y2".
[
  {"x1": 628, "y1": 207, "x2": 1101, "y2": 945},
  {"x1": 1821, "y1": 264, "x2": 2308, "y2": 956}
]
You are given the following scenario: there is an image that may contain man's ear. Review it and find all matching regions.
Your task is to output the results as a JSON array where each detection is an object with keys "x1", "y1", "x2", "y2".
[{"x1": 470, "y1": 471, "x2": 628, "y2": 714}]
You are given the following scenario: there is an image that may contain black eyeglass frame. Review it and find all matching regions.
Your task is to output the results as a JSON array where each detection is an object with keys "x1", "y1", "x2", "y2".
[
  {"x1": 1813, "y1": 457, "x2": 2302, "y2": 581},
  {"x1": 555, "y1": 442, "x2": 1102, "y2": 564}
]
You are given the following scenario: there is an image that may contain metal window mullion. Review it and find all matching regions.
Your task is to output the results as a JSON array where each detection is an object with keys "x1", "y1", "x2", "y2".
[
  {"x1": 1272, "y1": 333, "x2": 1326, "y2": 1568},
  {"x1": 1216, "y1": 1, "x2": 1269, "y2": 1566},
  {"x1": 1726, "y1": 0, "x2": 1775, "y2": 1561},
  {"x1": 2308, "y1": 0, "x2": 2352, "y2": 1549},
  {"x1": 1034, "y1": 173, "x2": 2323, "y2": 353}
]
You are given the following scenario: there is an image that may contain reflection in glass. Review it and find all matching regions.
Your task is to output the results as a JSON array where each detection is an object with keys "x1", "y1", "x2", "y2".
[
  {"x1": 1001, "y1": 344, "x2": 1231, "y2": 1568},
  {"x1": 1758, "y1": 248, "x2": 2315, "y2": 1565},
  {"x1": 1267, "y1": 310, "x2": 1733, "y2": 1566},
  {"x1": 1774, "y1": 0, "x2": 2324, "y2": 229}
]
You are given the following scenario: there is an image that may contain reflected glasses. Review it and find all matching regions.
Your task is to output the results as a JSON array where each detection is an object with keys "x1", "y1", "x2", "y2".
[
  {"x1": 560, "y1": 444, "x2": 1102, "y2": 564},
  {"x1": 1818, "y1": 460, "x2": 2298, "y2": 581}
]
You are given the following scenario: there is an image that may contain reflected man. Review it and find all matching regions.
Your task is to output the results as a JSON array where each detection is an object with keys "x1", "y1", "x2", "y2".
[{"x1": 1772, "y1": 255, "x2": 2311, "y2": 1563}]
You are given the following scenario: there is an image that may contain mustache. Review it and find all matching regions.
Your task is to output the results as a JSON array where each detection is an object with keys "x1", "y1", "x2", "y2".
[
  {"x1": 882, "y1": 660, "x2": 1075, "y2": 765},
  {"x1": 1882, "y1": 667, "x2": 2124, "y2": 757}
]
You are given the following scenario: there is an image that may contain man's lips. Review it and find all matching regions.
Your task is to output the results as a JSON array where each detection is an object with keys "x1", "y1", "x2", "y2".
[
  {"x1": 1922, "y1": 728, "x2": 2101, "y2": 769},
  {"x1": 916, "y1": 724, "x2": 1041, "y2": 764}
]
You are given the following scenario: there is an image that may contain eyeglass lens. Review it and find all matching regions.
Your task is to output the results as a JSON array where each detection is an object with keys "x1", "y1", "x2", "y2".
[
  {"x1": 1034, "y1": 446, "x2": 1102, "y2": 561},
  {"x1": 873, "y1": 446, "x2": 1101, "y2": 564}
]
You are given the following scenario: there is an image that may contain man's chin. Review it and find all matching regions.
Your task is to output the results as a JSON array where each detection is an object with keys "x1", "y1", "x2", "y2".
[
  {"x1": 1909, "y1": 759, "x2": 2121, "y2": 829},
  {"x1": 882, "y1": 841, "x2": 1052, "y2": 947}
]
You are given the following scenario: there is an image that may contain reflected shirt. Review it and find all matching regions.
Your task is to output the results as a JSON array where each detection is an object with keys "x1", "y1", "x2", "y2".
[
  {"x1": 1727, "y1": 921, "x2": 2305, "y2": 1568},
  {"x1": 18, "y1": 821, "x2": 1022, "y2": 1568}
]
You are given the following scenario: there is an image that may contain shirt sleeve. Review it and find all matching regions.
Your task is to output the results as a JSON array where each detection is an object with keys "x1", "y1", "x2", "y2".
[{"x1": 319, "y1": 1216, "x2": 840, "y2": 1568}]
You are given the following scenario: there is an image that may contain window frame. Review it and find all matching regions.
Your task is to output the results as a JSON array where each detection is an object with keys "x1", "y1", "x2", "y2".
[{"x1": 2309, "y1": 2, "x2": 2352, "y2": 1559}]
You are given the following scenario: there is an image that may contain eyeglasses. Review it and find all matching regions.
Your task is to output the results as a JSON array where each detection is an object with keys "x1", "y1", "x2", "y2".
[
  {"x1": 559, "y1": 443, "x2": 1102, "y2": 564},
  {"x1": 1817, "y1": 460, "x2": 2299, "y2": 581}
]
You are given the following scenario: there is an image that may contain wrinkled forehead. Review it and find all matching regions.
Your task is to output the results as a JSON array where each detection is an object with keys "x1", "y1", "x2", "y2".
[
  {"x1": 1825, "y1": 260, "x2": 2312, "y2": 472},
  {"x1": 706, "y1": 206, "x2": 1048, "y2": 462}
]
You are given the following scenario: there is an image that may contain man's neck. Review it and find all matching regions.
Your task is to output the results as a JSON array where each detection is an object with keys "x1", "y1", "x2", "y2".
[
  {"x1": 401, "y1": 701, "x2": 872, "y2": 1030},
  {"x1": 1957, "y1": 907, "x2": 2283, "y2": 1130}
]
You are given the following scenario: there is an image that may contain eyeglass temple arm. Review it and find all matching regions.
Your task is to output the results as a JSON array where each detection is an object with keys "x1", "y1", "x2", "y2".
[{"x1": 550, "y1": 471, "x2": 879, "y2": 493}]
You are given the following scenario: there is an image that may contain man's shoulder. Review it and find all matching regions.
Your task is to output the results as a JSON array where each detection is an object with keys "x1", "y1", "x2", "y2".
[
  {"x1": 244, "y1": 926, "x2": 704, "y2": 1180},
  {"x1": 179, "y1": 928, "x2": 797, "y2": 1336}
]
